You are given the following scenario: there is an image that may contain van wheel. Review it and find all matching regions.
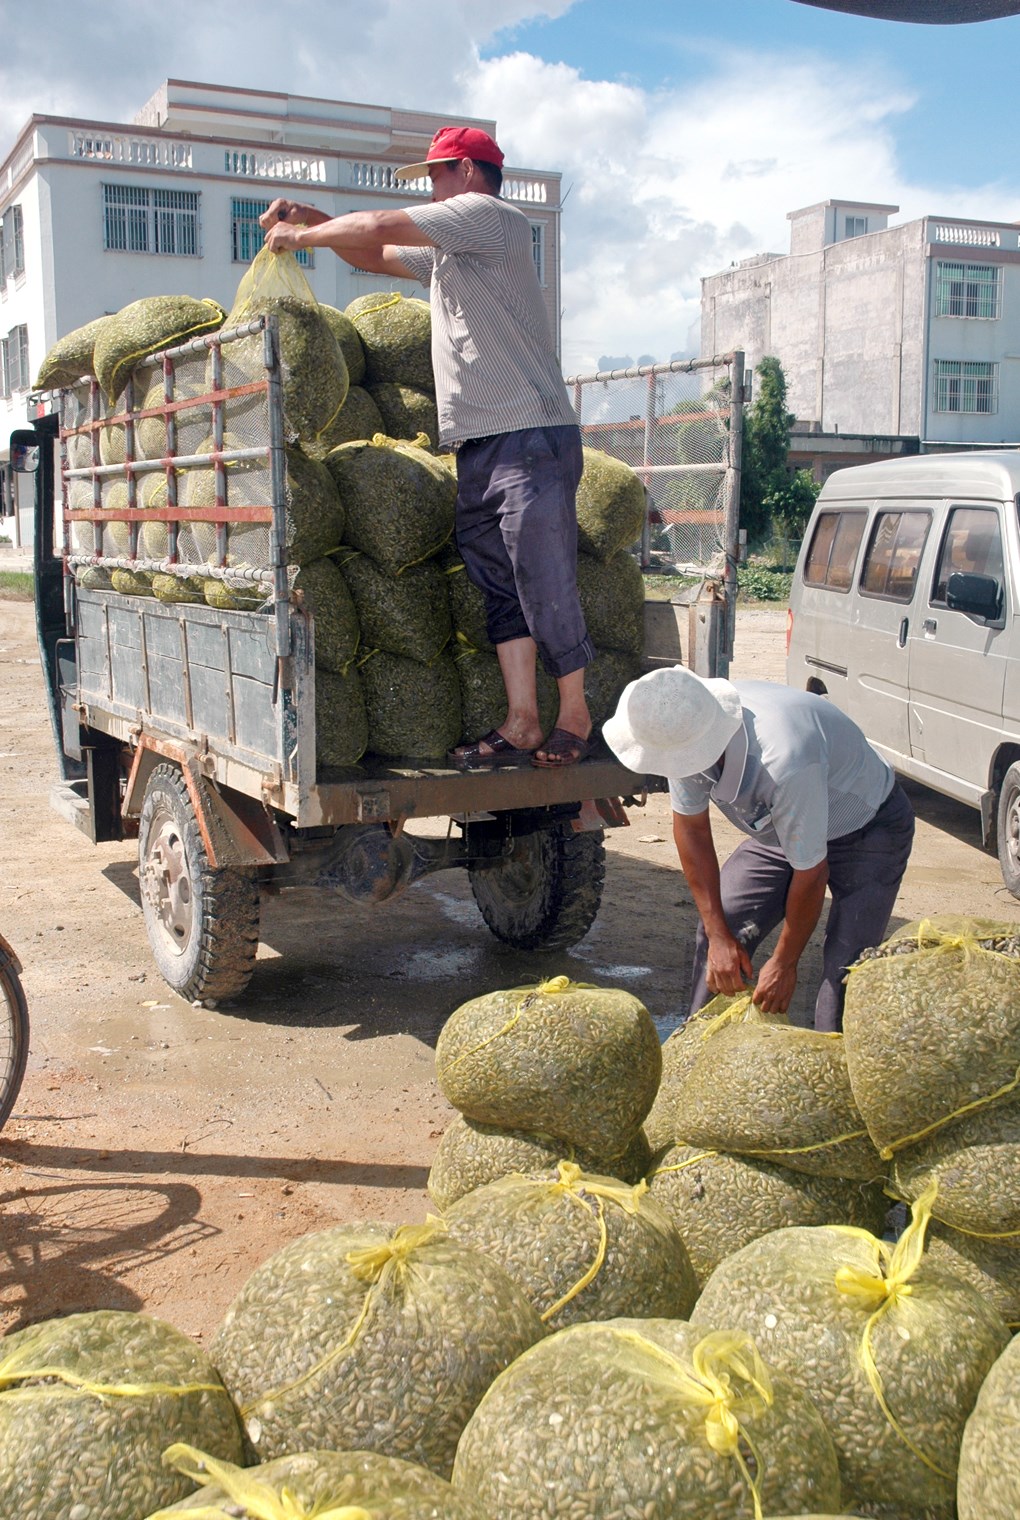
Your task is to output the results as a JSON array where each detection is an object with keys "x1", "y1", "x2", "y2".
[{"x1": 996, "y1": 761, "x2": 1020, "y2": 898}]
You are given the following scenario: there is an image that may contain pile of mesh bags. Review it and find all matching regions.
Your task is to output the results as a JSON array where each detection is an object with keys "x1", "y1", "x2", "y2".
[
  {"x1": 691, "y1": 1187, "x2": 1011, "y2": 1520},
  {"x1": 208, "y1": 1218, "x2": 543, "y2": 1478},
  {"x1": 0, "y1": 1309, "x2": 244, "y2": 1520},
  {"x1": 956, "y1": 1331, "x2": 1020, "y2": 1520}
]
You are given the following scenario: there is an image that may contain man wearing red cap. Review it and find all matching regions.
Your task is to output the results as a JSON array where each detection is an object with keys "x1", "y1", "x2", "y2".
[{"x1": 262, "y1": 126, "x2": 593, "y2": 768}]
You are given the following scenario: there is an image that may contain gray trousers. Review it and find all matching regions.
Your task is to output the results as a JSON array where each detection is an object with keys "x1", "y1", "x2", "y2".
[
  {"x1": 687, "y1": 782, "x2": 915, "y2": 1031},
  {"x1": 455, "y1": 424, "x2": 595, "y2": 679}
]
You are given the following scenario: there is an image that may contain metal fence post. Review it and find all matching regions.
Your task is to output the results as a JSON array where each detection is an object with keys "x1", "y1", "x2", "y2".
[{"x1": 719, "y1": 349, "x2": 745, "y2": 679}]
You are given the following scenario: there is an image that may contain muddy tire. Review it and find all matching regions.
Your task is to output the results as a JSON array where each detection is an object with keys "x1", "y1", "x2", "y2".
[
  {"x1": 469, "y1": 823, "x2": 605, "y2": 952},
  {"x1": 138, "y1": 763, "x2": 260, "y2": 1002},
  {"x1": 997, "y1": 760, "x2": 1020, "y2": 899}
]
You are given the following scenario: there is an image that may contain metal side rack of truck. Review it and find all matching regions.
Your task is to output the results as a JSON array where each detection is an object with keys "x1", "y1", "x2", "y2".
[{"x1": 17, "y1": 316, "x2": 678, "y2": 1004}]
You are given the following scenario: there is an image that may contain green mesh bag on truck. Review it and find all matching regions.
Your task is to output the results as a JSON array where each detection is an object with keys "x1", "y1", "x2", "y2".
[
  {"x1": 575, "y1": 447, "x2": 648, "y2": 562},
  {"x1": 152, "y1": 572, "x2": 207, "y2": 606},
  {"x1": 891, "y1": 1093, "x2": 1020, "y2": 1239},
  {"x1": 642, "y1": 995, "x2": 783, "y2": 1151},
  {"x1": 36, "y1": 313, "x2": 114, "y2": 388},
  {"x1": 335, "y1": 550, "x2": 450, "y2": 665},
  {"x1": 203, "y1": 579, "x2": 270, "y2": 612},
  {"x1": 292, "y1": 558, "x2": 360, "y2": 675},
  {"x1": 346, "y1": 292, "x2": 434, "y2": 390},
  {"x1": 451, "y1": 644, "x2": 558, "y2": 747},
  {"x1": 436, "y1": 976, "x2": 662, "y2": 1157},
  {"x1": 359, "y1": 648, "x2": 461, "y2": 760},
  {"x1": 308, "y1": 384, "x2": 384, "y2": 456},
  {"x1": 427, "y1": 1113, "x2": 651, "y2": 1210},
  {"x1": 146, "y1": 1444, "x2": 486, "y2": 1519},
  {"x1": 185, "y1": 443, "x2": 343, "y2": 572},
  {"x1": 444, "y1": 1162, "x2": 698, "y2": 1330},
  {"x1": 576, "y1": 548, "x2": 645, "y2": 656},
  {"x1": 442, "y1": 551, "x2": 491, "y2": 651},
  {"x1": 366, "y1": 383, "x2": 439, "y2": 447},
  {"x1": 325, "y1": 435, "x2": 455, "y2": 577},
  {"x1": 0, "y1": 1309, "x2": 243, "y2": 1520},
  {"x1": 925, "y1": 1220, "x2": 1020, "y2": 1330},
  {"x1": 209, "y1": 1219, "x2": 543, "y2": 1478},
  {"x1": 452, "y1": 1321, "x2": 842, "y2": 1520},
  {"x1": 111, "y1": 568, "x2": 155, "y2": 598},
  {"x1": 320, "y1": 302, "x2": 367, "y2": 386},
  {"x1": 671, "y1": 995, "x2": 881, "y2": 1181},
  {"x1": 94, "y1": 295, "x2": 226, "y2": 404},
  {"x1": 222, "y1": 248, "x2": 349, "y2": 444},
  {"x1": 957, "y1": 1330, "x2": 1020, "y2": 1520},
  {"x1": 647, "y1": 1141, "x2": 888, "y2": 1291},
  {"x1": 691, "y1": 1188, "x2": 1011, "y2": 1520},
  {"x1": 843, "y1": 916, "x2": 1020, "y2": 1161},
  {"x1": 583, "y1": 648, "x2": 644, "y2": 727},
  {"x1": 315, "y1": 665, "x2": 368, "y2": 768}
]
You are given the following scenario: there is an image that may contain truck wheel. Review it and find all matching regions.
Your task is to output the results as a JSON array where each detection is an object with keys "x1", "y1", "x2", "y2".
[
  {"x1": 469, "y1": 824, "x2": 605, "y2": 953},
  {"x1": 997, "y1": 760, "x2": 1020, "y2": 898},
  {"x1": 138, "y1": 763, "x2": 260, "y2": 1002}
]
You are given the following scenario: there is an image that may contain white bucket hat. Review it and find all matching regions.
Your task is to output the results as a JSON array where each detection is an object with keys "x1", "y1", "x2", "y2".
[{"x1": 602, "y1": 665, "x2": 743, "y2": 778}]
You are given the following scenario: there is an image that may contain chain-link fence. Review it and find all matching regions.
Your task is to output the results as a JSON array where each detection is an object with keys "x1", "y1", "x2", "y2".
[{"x1": 566, "y1": 352, "x2": 744, "y2": 576}]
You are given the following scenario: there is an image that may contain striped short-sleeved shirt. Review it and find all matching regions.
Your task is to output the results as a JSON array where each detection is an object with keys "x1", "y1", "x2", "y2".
[
  {"x1": 396, "y1": 193, "x2": 577, "y2": 447},
  {"x1": 668, "y1": 682, "x2": 895, "y2": 871}
]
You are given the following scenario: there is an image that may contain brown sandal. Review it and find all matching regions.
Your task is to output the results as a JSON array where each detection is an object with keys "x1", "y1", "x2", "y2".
[
  {"x1": 448, "y1": 728, "x2": 536, "y2": 770},
  {"x1": 532, "y1": 727, "x2": 593, "y2": 768}
]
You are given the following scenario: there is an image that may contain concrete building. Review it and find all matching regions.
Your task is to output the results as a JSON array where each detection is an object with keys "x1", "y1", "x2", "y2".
[
  {"x1": 0, "y1": 79, "x2": 563, "y2": 548},
  {"x1": 701, "y1": 198, "x2": 1020, "y2": 477}
]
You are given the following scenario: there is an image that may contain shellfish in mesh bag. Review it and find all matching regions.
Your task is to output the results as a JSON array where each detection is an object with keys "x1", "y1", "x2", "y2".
[
  {"x1": 642, "y1": 994, "x2": 784, "y2": 1151},
  {"x1": 450, "y1": 645, "x2": 558, "y2": 746},
  {"x1": 209, "y1": 1219, "x2": 545, "y2": 1477},
  {"x1": 0, "y1": 1309, "x2": 244, "y2": 1520},
  {"x1": 891, "y1": 1092, "x2": 1020, "y2": 1237},
  {"x1": 647, "y1": 1142, "x2": 889, "y2": 1291},
  {"x1": 925, "y1": 1221, "x2": 1020, "y2": 1330},
  {"x1": 575, "y1": 447, "x2": 648, "y2": 563},
  {"x1": 325, "y1": 435, "x2": 455, "y2": 577},
  {"x1": 309, "y1": 384, "x2": 385, "y2": 456},
  {"x1": 956, "y1": 1330, "x2": 1020, "y2": 1520},
  {"x1": 443, "y1": 1162, "x2": 698, "y2": 1329},
  {"x1": 75, "y1": 565, "x2": 113, "y2": 590},
  {"x1": 843, "y1": 916, "x2": 1020, "y2": 1160},
  {"x1": 36, "y1": 313, "x2": 113, "y2": 388},
  {"x1": 315, "y1": 665, "x2": 369, "y2": 769},
  {"x1": 576, "y1": 548, "x2": 646, "y2": 656},
  {"x1": 690, "y1": 1187, "x2": 1012, "y2": 1520},
  {"x1": 671, "y1": 1005, "x2": 881, "y2": 1181},
  {"x1": 346, "y1": 291, "x2": 434, "y2": 391},
  {"x1": 359, "y1": 648, "x2": 461, "y2": 760},
  {"x1": 451, "y1": 1321, "x2": 843, "y2": 1520},
  {"x1": 144, "y1": 1442, "x2": 486, "y2": 1519},
  {"x1": 292, "y1": 558, "x2": 360, "y2": 674},
  {"x1": 435, "y1": 976, "x2": 662, "y2": 1156},
  {"x1": 111, "y1": 568, "x2": 155, "y2": 597},
  {"x1": 441, "y1": 550, "x2": 491, "y2": 651},
  {"x1": 222, "y1": 249, "x2": 349, "y2": 444},
  {"x1": 427, "y1": 1114, "x2": 652, "y2": 1211},
  {"x1": 94, "y1": 295, "x2": 226, "y2": 404},
  {"x1": 366, "y1": 382, "x2": 439, "y2": 447},
  {"x1": 152, "y1": 572, "x2": 207, "y2": 606},
  {"x1": 335, "y1": 549, "x2": 450, "y2": 665},
  {"x1": 203, "y1": 578, "x2": 270, "y2": 612},
  {"x1": 320, "y1": 302, "x2": 367, "y2": 387}
]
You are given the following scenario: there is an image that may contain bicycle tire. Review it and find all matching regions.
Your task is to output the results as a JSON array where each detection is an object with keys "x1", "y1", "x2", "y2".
[{"x1": 0, "y1": 939, "x2": 30, "y2": 1131}]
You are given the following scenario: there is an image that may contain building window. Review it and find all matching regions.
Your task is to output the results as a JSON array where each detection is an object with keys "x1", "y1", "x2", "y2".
[
  {"x1": 933, "y1": 359, "x2": 998, "y2": 414},
  {"x1": 935, "y1": 261, "x2": 1000, "y2": 319},
  {"x1": 530, "y1": 222, "x2": 545, "y2": 284},
  {"x1": 230, "y1": 197, "x2": 312, "y2": 268},
  {"x1": 5, "y1": 325, "x2": 29, "y2": 392},
  {"x1": 861, "y1": 510, "x2": 931, "y2": 602},
  {"x1": 0, "y1": 337, "x2": 9, "y2": 398},
  {"x1": 0, "y1": 205, "x2": 24, "y2": 283},
  {"x1": 844, "y1": 215, "x2": 867, "y2": 239},
  {"x1": 103, "y1": 184, "x2": 201, "y2": 256}
]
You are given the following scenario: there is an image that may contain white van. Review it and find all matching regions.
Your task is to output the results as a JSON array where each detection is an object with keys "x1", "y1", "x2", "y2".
[{"x1": 786, "y1": 450, "x2": 1020, "y2": 899}]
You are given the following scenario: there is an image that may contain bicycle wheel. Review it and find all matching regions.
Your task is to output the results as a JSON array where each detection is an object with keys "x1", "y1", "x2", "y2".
[{"x1": 0, "y1": 933, "x2": 30, "y2": 1130}]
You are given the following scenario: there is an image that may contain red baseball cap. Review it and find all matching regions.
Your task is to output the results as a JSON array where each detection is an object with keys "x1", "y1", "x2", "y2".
[{"x1": 394, "y1": 125, "x2": 504, "y2": 181}]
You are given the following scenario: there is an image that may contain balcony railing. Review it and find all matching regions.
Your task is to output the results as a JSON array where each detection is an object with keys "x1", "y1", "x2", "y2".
[
  {"x1": 224, "y1": 149, "x2": 327, "y2": 184},
  {"x1": 69, "y1": 132, "x2": 193, "y2": 169},
  {"x1": 932, "y1": 223, "x2": 1001, "y2": 248}
]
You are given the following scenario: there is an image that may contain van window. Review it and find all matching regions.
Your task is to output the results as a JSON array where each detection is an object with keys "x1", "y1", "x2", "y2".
[
  {"x1": 860, "y1": 510, "x2": 931, "y2": 601},
  {"x1": 803, "y1": 510, "x2": 867, "y2": 591},
  {"x1": 932, "y1": 506, "x2": 1005, "y2": 609}
]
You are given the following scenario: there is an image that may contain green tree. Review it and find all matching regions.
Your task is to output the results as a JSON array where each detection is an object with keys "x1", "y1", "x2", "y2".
[
  {"x1": 764, "y1": 467, "x2": 821, "y2": 542},
  {"x1": 739, "y1": 355, "x2": 801, "y2": 547}
]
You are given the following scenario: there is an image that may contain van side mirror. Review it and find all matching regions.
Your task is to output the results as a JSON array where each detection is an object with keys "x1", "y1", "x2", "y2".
[
  {"x1": 946, "y1": 570, "x2": 1000, "y2": 620},
  {"x1": 9, "y1": 429, "x2": 40, "y2": 475}
]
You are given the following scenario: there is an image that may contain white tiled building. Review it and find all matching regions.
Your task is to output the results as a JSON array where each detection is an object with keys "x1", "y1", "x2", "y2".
[
  {"x1": 0, "y1": 79, "x2": 563, "y2": 547},
  {"x1": 701, "y1": 198, "x2": 1020, "y2": 453}
]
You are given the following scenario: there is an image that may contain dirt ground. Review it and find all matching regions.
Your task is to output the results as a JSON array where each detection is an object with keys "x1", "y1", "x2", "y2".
[{"x1": 1, "y1": 596, "x2": 1017, "y2": 1346}]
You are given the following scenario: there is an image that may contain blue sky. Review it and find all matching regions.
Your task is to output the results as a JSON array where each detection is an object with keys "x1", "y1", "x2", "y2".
[{"x1": 1, "y1": 0, "x2": 1018, "y2": 371}]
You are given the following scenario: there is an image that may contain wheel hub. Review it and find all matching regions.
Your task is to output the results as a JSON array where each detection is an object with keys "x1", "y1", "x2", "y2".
[
  {"x1": 140, "y1": 805, "x2": 195, "y2": 956},
  {"x1": 1007, "y1": 788, "x2": 1020, "y2": 873}
]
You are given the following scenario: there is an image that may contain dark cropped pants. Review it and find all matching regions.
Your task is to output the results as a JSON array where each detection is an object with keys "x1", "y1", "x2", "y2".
[
  {"x1": 455, "y1": 424, "x2": 595, "y2": 679},
  {"x1": 687, "y1": 782, "x2": 915, "y2": 1031}
]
